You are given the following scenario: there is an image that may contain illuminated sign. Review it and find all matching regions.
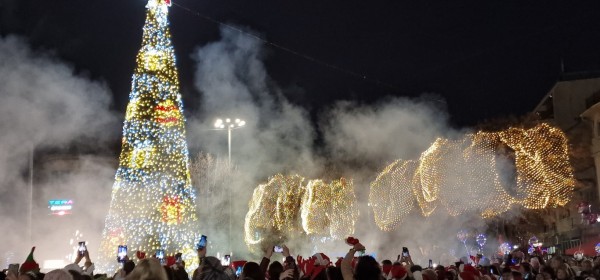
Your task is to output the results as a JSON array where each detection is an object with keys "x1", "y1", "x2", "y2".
[{"x1": 48, "y1": 200, "x2": 73, "y2": 216}]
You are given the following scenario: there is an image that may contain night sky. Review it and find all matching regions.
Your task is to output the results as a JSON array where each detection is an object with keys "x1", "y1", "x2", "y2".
[{"x1": 2, "y1": 0, "x2": 600, "y2": 127}]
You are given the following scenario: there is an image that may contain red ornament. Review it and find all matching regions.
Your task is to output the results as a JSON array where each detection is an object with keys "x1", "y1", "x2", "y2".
[
  {"x1": 155, "y1": 103, "x2": 179, "y2": 125},
  {"x1": 165, "y1": 0, "x2": 171, "y2": 6},
  {"x1": 136, "y1": 251, "x2": 146, "y2": 260},
  {"x1": 161, "y1": 196, "x2": 182, "y2": 224}
]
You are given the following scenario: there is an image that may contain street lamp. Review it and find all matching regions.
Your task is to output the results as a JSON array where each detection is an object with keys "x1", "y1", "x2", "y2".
[
  {"x1": 214, "y1": 118, "x2": 246, "y2": 165},
  {"x1": 213, "y1": 118, "x2": 245, "y2": 252}
]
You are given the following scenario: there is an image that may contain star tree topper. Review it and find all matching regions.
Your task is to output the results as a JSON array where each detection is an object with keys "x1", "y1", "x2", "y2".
[{"x1": 147, "y1": 0, "x2": 171, "y2": 9}]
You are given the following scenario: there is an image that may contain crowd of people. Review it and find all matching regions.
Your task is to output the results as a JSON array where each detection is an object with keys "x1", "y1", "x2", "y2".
[{"x1": 3, "y1": 240, "x2": 600, "y2": 280}]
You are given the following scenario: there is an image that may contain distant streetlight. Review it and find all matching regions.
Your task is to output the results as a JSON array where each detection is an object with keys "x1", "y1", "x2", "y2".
[
  {"x1": 213, "y1": 118, "x2": 246, "y2": 252},
  {"x1": 213, "y1": 118, "x2": 246, "y2": 165}
]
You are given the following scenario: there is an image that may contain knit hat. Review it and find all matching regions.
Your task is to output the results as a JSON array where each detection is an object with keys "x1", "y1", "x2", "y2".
[
  {"x1": 390, "y1": 265, "x2": 408, "y2": 280},
  {"x1": 312, "y1": 253, "x2": 330, "y2": 266},
  {"x1": 20, "y1": 247, "x2": 40, "y2": 273}
]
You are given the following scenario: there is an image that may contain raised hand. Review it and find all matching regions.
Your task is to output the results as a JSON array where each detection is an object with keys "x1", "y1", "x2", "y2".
[
  {"x1": 282, "y1": 245, "x2": 291, "y2": 257},
  {"x1": 266, "y1": 245, "x2": 274, "y2": 259},
  {"x1": 279, "y1": 269, "x2": 293, "y2": 280}
]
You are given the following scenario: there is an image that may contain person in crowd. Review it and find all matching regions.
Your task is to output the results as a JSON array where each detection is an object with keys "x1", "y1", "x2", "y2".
[
  {"x1": 500, "y1": 267, "x2": 512, "y2": 280},
  {"x1": 259, "y1": 245, "x2": 285, "y2": 280},
  {"x1": 326, "y1": 267, "x2": 343, "y2": 280},
  {"x1": 67, "y1": 270, "x2": 84, "y2": 280},
  {"x1": 389, "y1": 264, "x2": 408, "y2": 280},
  {"x1": 435, "y1": 265, "x2": 447, "y2": 280},
  {"x1": 45, "y1": 270, "x2": 73, "y2": 280},
  {"x1": 557, "y1": 265, "x2": 574, "y2": 280},
  {"x1": 260, "y1": 246, "x2": 275, "y2": 276},
  {"x1": 240, "y1": 262, "x2": 264, "y2": 280},
  {"x1": 20, "y1": 248, "x2": 40, "y2": 276},
  {"x1": 511, "y1": 271, "x2": 523, "y2": 280},
  {"x1": 580, "y1": 260, "x2": 593, "y2": 277},
  {"x1": 114, "y1": 260, "x2": 136, "y2": 280},
  {"x1": 193, "y1": 246, "x2": 208, "y2": 280},
  {"x1": 65, "y1": 249, "x2": 95, "y2": 276},
  {"x1": 193, "y1": 257, "x2": 229, "y2": 280},
  {"x1": 171, "y1": 260, "x2": 189, "y2": 280},
  {"x1": 163, "y1": 266, "x2": 176, "y2": 280},
  {"x1": 530, "y1": 258, "x2": 541, "y2": 275},
  {"x1": 302, "y1": 253, "x2": 331, "y2": 280},
  {"x1": 341, "y1": 241, "x2": 381, "y2": 280},
  {"x1": 126, "y1": 258, "x2": 168, "y2": 280},
  {"x1": 277, "y1": 245, "x2": 299, "y2": 280},
  {"x1": 539, "y1": 266, "x2": 555, "y2": 280},
  {"x1": 5, "y1": 270, "x2": 19, "y2": 280},
  {"x1": 267, "y1": 262, "x2": 283, "y2": 280},
  {"x1": 591, "y1": 264, "x2": 600, "y2": 280},
  {"x1": 519, "y1": 263, "x2": 534, "y2": 280},
  {"x1": 551, "y1": 257, "x2": 565, "y2": 273},
  {"x1": 422, "y1": 269, "x2": 438, "y2": 280}
]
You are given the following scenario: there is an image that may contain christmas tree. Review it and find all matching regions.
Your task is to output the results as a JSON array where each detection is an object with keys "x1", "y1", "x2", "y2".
[{"x1": 98, "y1": 0, "x2": 200, "y2": 271}]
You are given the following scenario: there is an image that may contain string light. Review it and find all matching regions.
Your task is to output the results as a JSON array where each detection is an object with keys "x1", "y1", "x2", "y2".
[
  {"x1": 98, "y1": 0, "x2": 200, "y2": 273},
  {"x1": 244, "y1": 175, "x2": 358, "y2": 253},
  {"x1": 370, "y1": 123, "x2": 575, "y2": 231}
]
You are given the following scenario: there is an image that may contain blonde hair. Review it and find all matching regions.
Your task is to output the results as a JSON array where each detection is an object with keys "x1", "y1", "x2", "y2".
[{"x1": 126, "y1": 259, "x2": 168, "y2": 280}]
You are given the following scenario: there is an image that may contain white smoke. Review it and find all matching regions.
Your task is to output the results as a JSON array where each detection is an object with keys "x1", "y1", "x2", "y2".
[
  {"x1": 0, "y1": 36, "x2": 118, "y2": 265},
  {"x1": 185, "y1": 25, "x2": 510, "y2": 265}
]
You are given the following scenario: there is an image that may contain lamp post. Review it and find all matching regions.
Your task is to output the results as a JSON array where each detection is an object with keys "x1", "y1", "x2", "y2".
[
  {"x1": 213, "y1": 118, "x2": 245, "y2": 252},
  {"x1": 213, "y1": 118, "x2": 246, "y2": 165}
]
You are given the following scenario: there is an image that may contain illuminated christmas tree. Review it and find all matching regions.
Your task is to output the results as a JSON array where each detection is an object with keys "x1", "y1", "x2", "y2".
[{"x1": 98, "y1": 0, "x2": 200, "y2": 271}]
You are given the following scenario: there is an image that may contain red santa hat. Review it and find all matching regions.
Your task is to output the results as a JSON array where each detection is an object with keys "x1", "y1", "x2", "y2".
[
  {"x1": 382, "y1": 264, "x2": 393, "y2": 275},
  {"x1": 335, "y1": 258, "x2": 343, "y2": 268},
  {"x1": 312, "y1": 253, "x2": 331, "y2": 266},
  {"x1": 232, "y1": 260, "x2": 247, "y2": 270},
  {"x1": 390, "y1": 265, "x2": 408, "y2": 280},
  {"x1": 462, "y1": 265, "x2": 481, "y2": 277}
]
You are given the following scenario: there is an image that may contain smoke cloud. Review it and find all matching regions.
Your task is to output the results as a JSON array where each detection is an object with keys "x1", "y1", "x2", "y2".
[
  {"x1": 0, "y1": 36, "x2": 118, "y2": 265},
  {"x1": 0, "y1": 23, "x2": 549, "y2": 269},
  {"x1": 186, "y1": 25, "x2": 513, "y2": 264}
]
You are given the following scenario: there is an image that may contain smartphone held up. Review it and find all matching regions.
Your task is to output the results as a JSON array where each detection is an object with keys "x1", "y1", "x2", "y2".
[
  {"x1": 222, "y1": 255, "x2": 231, "y2": 266},
  {"x1": 117, "y1": 245, "x2": 128, "y2": 263},
  {"x1": 402, "y1": 247, "x2": 410, "y2": 257},
  {"x1": 197, "y1": 235, "x2": 207, "y2": 249},
  {"x1": 78, "y1": 241, "x2": 87, "y2": 256}
]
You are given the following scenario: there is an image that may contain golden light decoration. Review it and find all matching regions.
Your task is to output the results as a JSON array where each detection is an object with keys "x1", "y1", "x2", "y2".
[
  {"x1": 244, "y1": 174, "x2": 358, "y2": 253},
  {"x1": 369, "y1": 160, "x2": 417, "y2": 231},
  {"x1": 370, "y1": 123, "x2": 575, "y2": 231},
  {"x1": 98, "y1": 0, "x2": 200, "y2": 274}
]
